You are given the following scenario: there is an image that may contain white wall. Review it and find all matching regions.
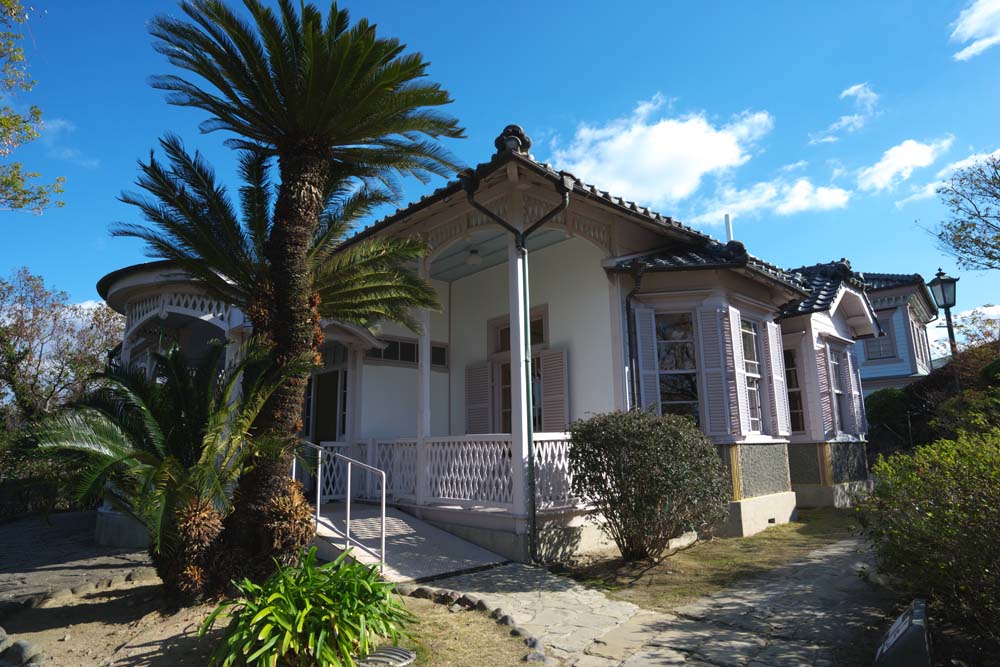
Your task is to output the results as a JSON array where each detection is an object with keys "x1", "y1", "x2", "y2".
[
  {"x1": 448, "y1": 236, "x2": 617, "y2": 434},
  {"x1": 358, "y1": 364, "x2": 449, "y2": 439}
]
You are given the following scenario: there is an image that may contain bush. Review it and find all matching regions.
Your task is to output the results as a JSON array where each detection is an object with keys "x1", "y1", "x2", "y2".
[
  {"x1": 568, "y1": 410, "x2": 730, "y2": 561},
  {"x1": 202, "y1": 547, "x2": 414, "y2": 667},
  {"x1": 857, "y1": 430, "x2": 1000, "y2": 640}
]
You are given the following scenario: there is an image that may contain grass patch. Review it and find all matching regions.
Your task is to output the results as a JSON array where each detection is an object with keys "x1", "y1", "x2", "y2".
[
  {"x1": 564, "y1": 508, "x2": 857, "y2": 612},
  {"x1": 401, "y1": 597, "x2": 529, "y2": 667}
]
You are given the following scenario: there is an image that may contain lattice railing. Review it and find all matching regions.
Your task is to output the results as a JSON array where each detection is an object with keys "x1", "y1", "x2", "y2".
[
  {"x1": 425, "y1": 436, "x2": 513, "y2": 508},
  {"x1": 318, "y1": 442, "x2": 363, "y2": 501},
  {"x1": 124, "y1": 290, "x2": 233, "y2": 336},
  {"x1": 533, "y1": 433, "x2": 579, "y2": 509}
]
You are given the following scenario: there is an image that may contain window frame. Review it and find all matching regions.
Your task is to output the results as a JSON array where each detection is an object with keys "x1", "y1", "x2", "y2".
[
  {"x1": 488, "y1": 305, "x2": 549, "y2": 433},
  {"x1": 863, "y1": 309, "x2": 898, "y2": 362},
  {"x1": 828, "y1": 347, "x2": 850, "y2": 434},
  {"x1": 741, "y1": 319, "x2": 765, "y2": 434},
  {"x1": 783, "y1": 347, "x2": 806, "y2": 433},
  {"x1": 653, "y1": 310, "x2": 700, "y2": 424},
  {"x1": 364, "y1": 335, "x2": 449, "y2": 371}
]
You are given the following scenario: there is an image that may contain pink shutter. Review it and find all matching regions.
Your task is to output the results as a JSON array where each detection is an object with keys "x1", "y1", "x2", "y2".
[
  {"x1": 465, "y1": 361, "x2": 492, "y2": 434},
  {"x1": 817, "y1": 345, "x2": 835, "y2": 436},
  {"x1": 698, "y1": 308, "x2": 730, "y2": 435},
  {"x1": 765, "y1": 321, "x2": 791, "y2": 436},
  {"x1": 634, "y1": 306, "x2": 661, "y2": 414},
  {"x1": 727, "y1": 305, "x2": 750, "y2": 435},
  {"x1": 539, "y1": 348, "x2": 569, "y2": 431}
]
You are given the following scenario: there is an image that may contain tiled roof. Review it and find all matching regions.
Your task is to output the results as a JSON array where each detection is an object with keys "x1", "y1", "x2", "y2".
[
  {"x1": 341, "y1": 125, "x2": 714, "y2": 249},
  {"x1": 780, "y1": 259, "x2": 867, "y2": 317},
  {"x1": 611, "y1": 240, "x2": 808, "y2": 294},
  {"x1": 860, "y1": 272, "x2": 925, "y2": 291}
]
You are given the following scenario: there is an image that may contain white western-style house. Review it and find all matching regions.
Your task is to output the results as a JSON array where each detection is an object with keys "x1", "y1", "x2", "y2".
[{"x1": 97, "y1": 126, "x2": 887, "y2": 562}]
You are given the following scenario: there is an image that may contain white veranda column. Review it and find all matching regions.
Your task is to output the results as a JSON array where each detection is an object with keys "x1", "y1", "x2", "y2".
[
  {"x1": 416, "y1": 257, "x2": 432, "y2": 505},
  {"x1": 507, "y1": 235, "x2": 529, "y2": 517}
]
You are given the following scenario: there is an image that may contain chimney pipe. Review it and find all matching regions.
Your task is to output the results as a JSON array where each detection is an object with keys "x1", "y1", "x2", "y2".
[{"x1": 725, "y1": 213, "x2": 734, "y2": 242}]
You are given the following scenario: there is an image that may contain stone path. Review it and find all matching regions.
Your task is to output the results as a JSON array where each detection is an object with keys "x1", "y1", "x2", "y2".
[
  {"x1": 436, "y1": 538, "x2": 894, "y2": 666},
  {"x1": 0, "y1": 512, "x2": 149, "y2": 616}
]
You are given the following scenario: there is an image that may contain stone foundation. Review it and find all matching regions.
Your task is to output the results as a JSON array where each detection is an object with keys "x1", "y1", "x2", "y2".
[
  {"x1": 94, "y1": 506, "x2": 149, "y2": 549},
  {"x1": 787, "y1": 440, "x2": 871, "y2": 508},
  {"x1": 717, "y1": 491, "x2": 798, "y2": 537}
]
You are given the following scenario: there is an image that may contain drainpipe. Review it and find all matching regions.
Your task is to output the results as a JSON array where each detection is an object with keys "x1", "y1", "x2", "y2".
[
  {"x1": 623, "y1": 262, "x2": 645, "y2": 410},
  {"x1": 461, "y1": 170, "x2": 573, "y2": 564}
]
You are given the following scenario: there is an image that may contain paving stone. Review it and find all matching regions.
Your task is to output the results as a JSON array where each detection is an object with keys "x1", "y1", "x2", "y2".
[
  {"x1": 750, "y1": 640, "x2": 826, "y2": 667},
  {"x1": 572, "y1": 654, "x2": 620, "y2": 667},
  {"x1": 620, "y1": 646, "x2": 688, "y2": 666},
  {"x1": 588, "y1": 611, "x2": 673, "y2": 661},
  {"x1": 692, "y1": 633, "x2": 766, "y2": 667}
]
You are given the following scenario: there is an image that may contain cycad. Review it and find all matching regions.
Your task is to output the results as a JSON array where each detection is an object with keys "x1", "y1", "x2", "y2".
[{"x1": 35, "y1": 343, "x2": 292, "y2": 600}]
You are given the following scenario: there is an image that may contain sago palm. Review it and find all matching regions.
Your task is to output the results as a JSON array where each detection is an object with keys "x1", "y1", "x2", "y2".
[
  {"x1": 34, "y1": 343, "x2": 301, "y2": 600},
  {"x1": 145, "y1": 0, "x2": 463, "y2": 442}
]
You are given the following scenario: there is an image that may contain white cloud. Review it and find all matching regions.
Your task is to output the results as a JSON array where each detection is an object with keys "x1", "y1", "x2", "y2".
[
  {"x1": 809, "y1": 83, "x2": 880, "y2": 144},
  {"x1": 951, "y1": 0, "x2": 1000, "y2": 61},
  {"x1": 780, "y1": 160, "x2": 809, "y2": 172},
  {"x1": 692, "y1": 177, "x2": 850, "y2": 224},
  {"x1": 928, "y1": 304, "x2": 1000, "y2": 357},
  {"x1": 895, "y1": 146, "x2": 1000, "y2": 207},
  {"x1": 857, "y1": 136, "x2": 953, "y2": 192},
  {"x1": 39, "y1": 117, "x2": 99, "y2": 169},
  {"x1": 550, "y1": 94, "x2": 773, "y2": 207}
]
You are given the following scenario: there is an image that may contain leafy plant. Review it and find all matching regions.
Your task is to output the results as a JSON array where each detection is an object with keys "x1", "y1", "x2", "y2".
[
  {"x1": 202, "y1": 547, "x2": 414, "y2": 667},
  {"x1": 568, "y1": 410, "x2": 730, "y2": 561},
  {"x1": 857, "y1": 430, "x2": 1000, "y2": 641},
  {"x1": 34, "y1": 342, "x2": 288, "y2": 600}
]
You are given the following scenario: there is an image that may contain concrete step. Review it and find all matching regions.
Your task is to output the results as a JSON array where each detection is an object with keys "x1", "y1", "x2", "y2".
[{"x1": 314, "y1": 502, "x2": 506, "y2": 582}]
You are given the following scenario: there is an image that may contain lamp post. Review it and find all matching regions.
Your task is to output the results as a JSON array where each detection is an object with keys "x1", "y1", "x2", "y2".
[{"x1": 928, "y1": 268, "x2": 960, "y2": 357}]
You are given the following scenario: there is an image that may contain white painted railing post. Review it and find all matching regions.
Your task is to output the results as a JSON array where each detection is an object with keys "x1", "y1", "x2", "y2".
[
  {"x1": 366, "y1": 437, "x2": 377, "y2": 499},
  {"x1": 344, "y1": 461, "x2": 351, "y2": 551},
  {"x1": 416, "y1": 436, "x2": 427, "y2": 506}
]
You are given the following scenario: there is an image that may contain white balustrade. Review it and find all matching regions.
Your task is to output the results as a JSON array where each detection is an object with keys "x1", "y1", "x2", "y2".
[{"x1": 312, "y1": 433, "x2": 578, "y2": 512}]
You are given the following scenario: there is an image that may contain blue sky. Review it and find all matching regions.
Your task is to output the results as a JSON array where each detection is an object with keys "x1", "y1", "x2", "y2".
[{"x1": 5, "y1": 0, "x2": 999, "y2": 344}]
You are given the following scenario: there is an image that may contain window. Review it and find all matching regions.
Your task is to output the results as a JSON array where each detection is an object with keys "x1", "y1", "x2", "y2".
[
  {"x1": 741, "y1": 320, "x2": 764, "y2": 433},
  {"x1": 366, "y1": 338, "x2": 448, "y2": 369},
  {"x1": 498, "y1": 356, "x2": 543, "y2": 433},
  {"x1": 864, "y1": 311, "x2": 896, "y2": 360},
  {"x1": 496, "y1": 317, "x2": 545, "y2": 353},
  {"x1": 912, "y1": 320, "x2": 930, "y2": 367},
  {"x1": 653, "y1": 312, "x2": 699, "y2": 423},
  {"x1": 784, "y1": 349, "x2": 805, "y2": 432}
]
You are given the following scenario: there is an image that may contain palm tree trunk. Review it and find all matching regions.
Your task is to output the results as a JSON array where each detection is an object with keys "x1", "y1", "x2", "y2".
[{"x1": 212, "y1": 150, "x2": 329, "y2": 588}]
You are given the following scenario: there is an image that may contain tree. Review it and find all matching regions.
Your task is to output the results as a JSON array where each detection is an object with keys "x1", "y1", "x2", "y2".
[
  {"x1": 0, "y1": 0, "x2": 64, "y2": 213},
  {"x1": 0, "y1": 267, "x2": 123, "y2": 428},
  {"x1": 937, "y1": 154, "x2": 1000, "y2": 271},
  {"x1": 124, "y1": 0, "x2": 462, "y2": 578},
  {"x1": 35, "y1": 344, "x2": 312, "y2": 602}
]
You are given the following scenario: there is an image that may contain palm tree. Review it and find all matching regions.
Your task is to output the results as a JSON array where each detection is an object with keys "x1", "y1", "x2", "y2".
[
  {"x1": 144, "y1": 0, "x2": 462, "y2": 442},
  {"x1": 35, "y1": 343, "x2": 301, "y2": 601},
  {"x1": 115, "y1": 136, "x2": 441, "y2": 580}
]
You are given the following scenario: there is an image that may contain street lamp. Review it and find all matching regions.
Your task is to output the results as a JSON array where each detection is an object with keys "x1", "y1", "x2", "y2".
[{"x1": 928, "y1": 268, "x2": 960, "y2": 356}]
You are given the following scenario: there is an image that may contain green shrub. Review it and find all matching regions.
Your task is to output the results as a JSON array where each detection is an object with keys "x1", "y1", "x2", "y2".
[
  {"x1": 202, "y1": 547, "x2": 414, "y2": 667},
  {"x1": 568, "y1": 410, "x2": 730, "y2": 561},
  {"x1": 857, "y1": 430, "x2": 1000, "y2": 640}
]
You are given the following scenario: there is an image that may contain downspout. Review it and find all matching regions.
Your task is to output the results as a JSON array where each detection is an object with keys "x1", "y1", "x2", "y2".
[
  {"x1": 461, "y1": 169, "x2": 572, "y2": 564},
  {"x1": 623, "y1": 262, "x2": 645, "y2": 410}
]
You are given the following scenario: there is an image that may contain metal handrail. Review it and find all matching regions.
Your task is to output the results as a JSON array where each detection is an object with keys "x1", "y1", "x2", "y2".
[{"x1": 299, "y1": 441, "x2": 387, "y2": 572}]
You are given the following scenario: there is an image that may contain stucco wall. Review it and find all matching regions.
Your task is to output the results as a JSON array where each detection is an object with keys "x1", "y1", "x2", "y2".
[
  {"x1": 739, "y1": 442, "x2": 790, "y2": 499},
  {"x1": 788, "y1": 442, "x2": 822, "y2": 485},
  {"x1": 448, "y1": 236, "x2": 616, "y2": 434},
  {"x1": 358, "y1": 364, "x2": 449, "y2": 439},
  {"x1": 830, "y1": 441, "x2": 869, "y2": 483}
]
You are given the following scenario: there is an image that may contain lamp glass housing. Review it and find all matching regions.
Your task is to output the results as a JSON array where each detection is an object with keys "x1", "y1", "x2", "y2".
[{"x1": 929, "y1": 269, "x2": 958, "y2": 309}]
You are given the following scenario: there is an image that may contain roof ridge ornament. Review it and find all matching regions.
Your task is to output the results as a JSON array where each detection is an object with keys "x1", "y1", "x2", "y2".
[{"x1": 494, "y1": 124, "x2": 532, "y2": 156}]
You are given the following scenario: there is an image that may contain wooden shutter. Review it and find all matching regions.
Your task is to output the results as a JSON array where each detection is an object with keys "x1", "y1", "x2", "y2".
[
  {"x1": 465, "y1": 361, "x2": 492, "y2": 433},
  {"x1": 765, "y1": 321, "x2": 792, "y2": 436},
  {"x1": 817, "y1": 345, "x2": 835, "y2": 436},
  {"x1": 852, "y1": 350, "x2": 868, "y2": 433},
  {"x1": 539, "y1": 348, "x2": 569, "y2": 431},
  {"x1": 634, "y1": 305, "x2": 661, "y2": 414},
  {"x1": 698, "y1": 308, "x2": 730, "y2": 435},
  {"x1": 840, "y1": 349, "x2": 859, "y2": 434},
  {"x1": 727, "y1": 305, "x2": 750, "y2": 435}
]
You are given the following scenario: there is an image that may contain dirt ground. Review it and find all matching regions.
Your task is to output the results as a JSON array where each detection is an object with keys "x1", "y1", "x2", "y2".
[{"x1": 2, "y1": 579, "x2": 531, "y2": 667}]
